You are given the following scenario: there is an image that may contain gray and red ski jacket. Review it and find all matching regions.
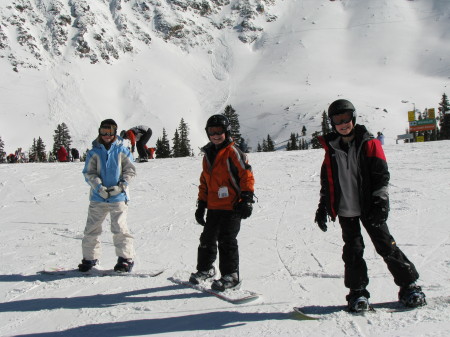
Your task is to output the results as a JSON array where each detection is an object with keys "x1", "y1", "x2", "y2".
[{"x1": 317, "y1": 124, "x2": 389, "y2": 222}]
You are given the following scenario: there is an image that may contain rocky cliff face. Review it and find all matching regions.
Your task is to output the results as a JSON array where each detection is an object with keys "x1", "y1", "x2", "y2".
[{"x1": 0, "y1": 0, "x2": 278, "y2": 71}]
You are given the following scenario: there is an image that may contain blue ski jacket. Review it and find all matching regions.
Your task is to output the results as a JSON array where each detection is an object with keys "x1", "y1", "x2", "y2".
[{"x1": 83, "y1": 136, "x2": 136, "y2": 202}]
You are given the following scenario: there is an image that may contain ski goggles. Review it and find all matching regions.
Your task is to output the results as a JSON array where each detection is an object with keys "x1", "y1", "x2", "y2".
[
  {"x1": 207, "y1": 127, "x2": 225, "y2": 137},
  {"x1": 331, "y1": 111, "x2": 353, "y2": 125},
  {"x1": 99, "y1": 126, "x2": 116, "y2": 136}
]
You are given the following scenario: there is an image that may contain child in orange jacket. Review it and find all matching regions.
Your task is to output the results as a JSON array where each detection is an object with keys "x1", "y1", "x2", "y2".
[{"x1": 190, "y1": 114, "x2": 255, "y2": 292}]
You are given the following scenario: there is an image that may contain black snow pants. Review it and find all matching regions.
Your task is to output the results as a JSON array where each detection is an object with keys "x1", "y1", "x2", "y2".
[
  {"x1": 339, "y1": 216, "x2": 419, "y2": 290},
  {"x1": 197, "y1": 209, "x2": 241, "y2": 276},
  {"x1": 137, "y1": 128, "x2": 152, "y2": 159}
]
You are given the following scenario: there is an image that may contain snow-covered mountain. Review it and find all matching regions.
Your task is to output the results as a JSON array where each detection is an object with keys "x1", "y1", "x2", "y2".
[{"x1": 1, "y1": 0, "x2": 450, "y2": 153}]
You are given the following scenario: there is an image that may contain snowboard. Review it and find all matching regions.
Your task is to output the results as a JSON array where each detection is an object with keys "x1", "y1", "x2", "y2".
[
  {"x1": 293, "y1": 301, "x2": 422, "y2": 320},
  {"x1": 169, "y1": 273, "x2": 260, "y2": 304},
  {"x1": 38, "y1": 267, "x2": 164, "y2": 278},
  {"x1": 293, "y1": 305, "x2": 378, "y2": 320}
]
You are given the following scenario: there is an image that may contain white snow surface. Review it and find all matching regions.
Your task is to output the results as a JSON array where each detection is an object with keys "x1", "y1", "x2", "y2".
[{"x1": 1, "y1": 141, "x2": 449, "y2": 336}]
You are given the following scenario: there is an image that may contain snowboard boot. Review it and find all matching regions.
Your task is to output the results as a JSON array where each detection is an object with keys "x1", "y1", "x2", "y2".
[
  {"x1": 78, "y1": 258, "x2": 98, "y2": 272},
  {"x1": 114, "y1": 257, "x2": 134, "y2": 273},
  {"x1": 211, "y1": 273, "x2": 240, "y2": 292},
  {"x1": 346, "y1": 288, "x2": 371, "y2": 313},
  {"x1": 399, "y1": 283, "x2": 426, "y2": 308},
  {"x1": 189, "y1": 267, "x2": 216, "y2": 284}
]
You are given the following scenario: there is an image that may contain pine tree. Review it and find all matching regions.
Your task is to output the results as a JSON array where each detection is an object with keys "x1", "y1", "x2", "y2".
[
  {"x1": 287, "y1": 133, "x2": 298, "y2": 151},
  {"x1": 178, "y1": 118, "x2": 192, "y2": 157},
  {"x1": 257, "y1": 143, "x2": 262, "y2": 152},
  {"x1": 29, "y1": 137, "x2": 47, "y2": 162},
  {"x1": 29, "y1": 138, "x2": 38, "y2": 162},
  {"x1": 0, "y1": 136, "x2": 5, "y2": 163},
  {"x1": 439, "y1": 93, "x2": 450, "y2": 140},
  {"x1": 52, "y1": 122, "x2": 72, "y2": 155},
  {"x1": 155, "y1": 128, "x2": 171, "y2": 158},
  {"x1": 310, "y1": 131, "x2": 322, "y2": 149},
  {"x1": 302, "y1": 125, "x2": 307, "y2": 137},
  {"x1": 321, "y1": 111, "x2": 332, "y2": 135},
  {"x1": 172, "y1": 129, "x2": 181, "y2": 158},
  {"x1": 266, "y1": 134, "x2": 275, "y2": 152},
  {"x1": 171, "y1": 118, "x2": 192, "y2": 158},
  {"x1": 302, "y1": 138, "x2": 309, "y2": 150},
  {"x1": 223, "y1": 105, "x2": 242, "y2": 147},
  {"x1": 261, "y1": 139, "x2": 267, "y2": 152},
  {"x1": 36, "y1": 137, "x2": 47, "y2": 162}
]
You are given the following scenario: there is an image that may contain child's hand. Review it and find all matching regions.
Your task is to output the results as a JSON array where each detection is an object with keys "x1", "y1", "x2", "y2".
[
  {"x1": 367, "y1": 197, "x2": 389, "y2": 227},
  {"x1": 98, "y1": 186, "x2": 109, "y2": 199},
  {"x1": 107, "y1": 185, "x2": 124, "y2": 197},
  {"x1": 195, "y1": 200, "x2": 207, "y2": 226},
  {"x1": 314, "y1": 204, "x2": 327, "y2": 232}
]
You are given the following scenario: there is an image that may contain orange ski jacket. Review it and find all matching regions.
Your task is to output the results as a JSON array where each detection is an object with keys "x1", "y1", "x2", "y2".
[{"x1": 198, "y1": 140, "x2": 254, "y2": 210}]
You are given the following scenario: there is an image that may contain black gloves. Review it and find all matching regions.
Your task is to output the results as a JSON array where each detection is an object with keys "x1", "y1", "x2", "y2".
[
  {"x1": 195, "y1": 200, "x2": 207, "y2": 226},
  {"x1": 234, "y1": 191, "x2": 254, "y2": 219},
  {"x1": 314, "y1": 203, "x2": 328, "y2": 232},
  {"x1": 196, "y1": 192, "x2": 255, "y2": 224},
  {"x1": 367, "y1": 197, "x2": 389, "y2": 227}
]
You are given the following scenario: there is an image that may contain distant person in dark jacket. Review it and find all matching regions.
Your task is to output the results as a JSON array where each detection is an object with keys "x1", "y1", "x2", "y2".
[
  {"x1": 314, "y1": 99, "x2": 426, "y2": 312},
  {"x1": 120, "y1": 125, "x2": 152, "y2": 162},
  {"x1": 7, "y1": 153, "x2": 17, "y2": 163},
  {"x1": 71, "y1": 148, "x2": 80, "y2": 162}
]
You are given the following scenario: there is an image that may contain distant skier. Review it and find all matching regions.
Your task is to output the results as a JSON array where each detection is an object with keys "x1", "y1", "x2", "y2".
[
  {"x1": 190, "y1": 114, "x2": 255, "y2": 291},
  {"x1": 57, "y1": 146, "x2": 68, "y2": 162},
  {"x1": 314, "y1": 99, "x2": 426, "y2": 312},
  {"x1": 120, "y1": 125, "x2": 152, "y2": 162},
  {"x1": 71, "y1": 148, "x2": 80, "y2": 162},
  {"x1": 6, "y1": 153, "x2": 16, "y2": 163},
  {"x1": 146, "y1": 146, "x2": 155, "y2": 159},
  {"x1": 376, "y1": 131, "x2": 385, "y2": 145},
  {"x1": 79, "y1": 119, "x2": 137, "y2": 273}
]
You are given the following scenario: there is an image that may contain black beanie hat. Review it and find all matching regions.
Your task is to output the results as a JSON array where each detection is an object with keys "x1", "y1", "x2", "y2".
[
  {"x1": 100, "y1": 119, "x2": 118, "y2": 128},
  {"x1": 99, "y1": 119, "x2": 118, "y2": 136}
]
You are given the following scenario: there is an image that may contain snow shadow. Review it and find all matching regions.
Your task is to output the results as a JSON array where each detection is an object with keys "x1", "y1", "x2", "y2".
[
  {"x1": 0, "y1": 273, "x2": 54, "y2": 282},
  {"x1": 0, "y1": 285, "x2": 212, "y2": 312},
  {"x1": 13, "y1": 311, "x2": 293, "y2": 336}
]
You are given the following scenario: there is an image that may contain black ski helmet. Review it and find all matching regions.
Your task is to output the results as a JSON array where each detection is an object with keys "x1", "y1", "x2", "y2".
[
  {"x1": 205, "y1": 114, "x2": 231, "y2": 137},
  {"x1": 328, "y1": 99, "x2": 356, "y2": 128},
  {"x1": 99, "y1": 119, "x2": 118, "y2": 135}
]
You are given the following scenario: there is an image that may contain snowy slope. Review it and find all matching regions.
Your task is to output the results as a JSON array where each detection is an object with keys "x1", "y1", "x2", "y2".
[
  {"x1": 1, "y1": 0, "x2": 450, "y2": 154},
  {"x1": 0, "y1": 141, "x2": 449, "y2": 336}
]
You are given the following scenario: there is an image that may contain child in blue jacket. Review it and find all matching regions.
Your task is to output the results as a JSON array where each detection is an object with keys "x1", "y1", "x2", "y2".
[{"x1": 79, "y1": 119, "x2": 136, "y2": 272}]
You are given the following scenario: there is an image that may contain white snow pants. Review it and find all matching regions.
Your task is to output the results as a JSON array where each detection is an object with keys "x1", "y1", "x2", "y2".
[{"x1": 82, "y1": 201, "x2": 134, "y2": 260}]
